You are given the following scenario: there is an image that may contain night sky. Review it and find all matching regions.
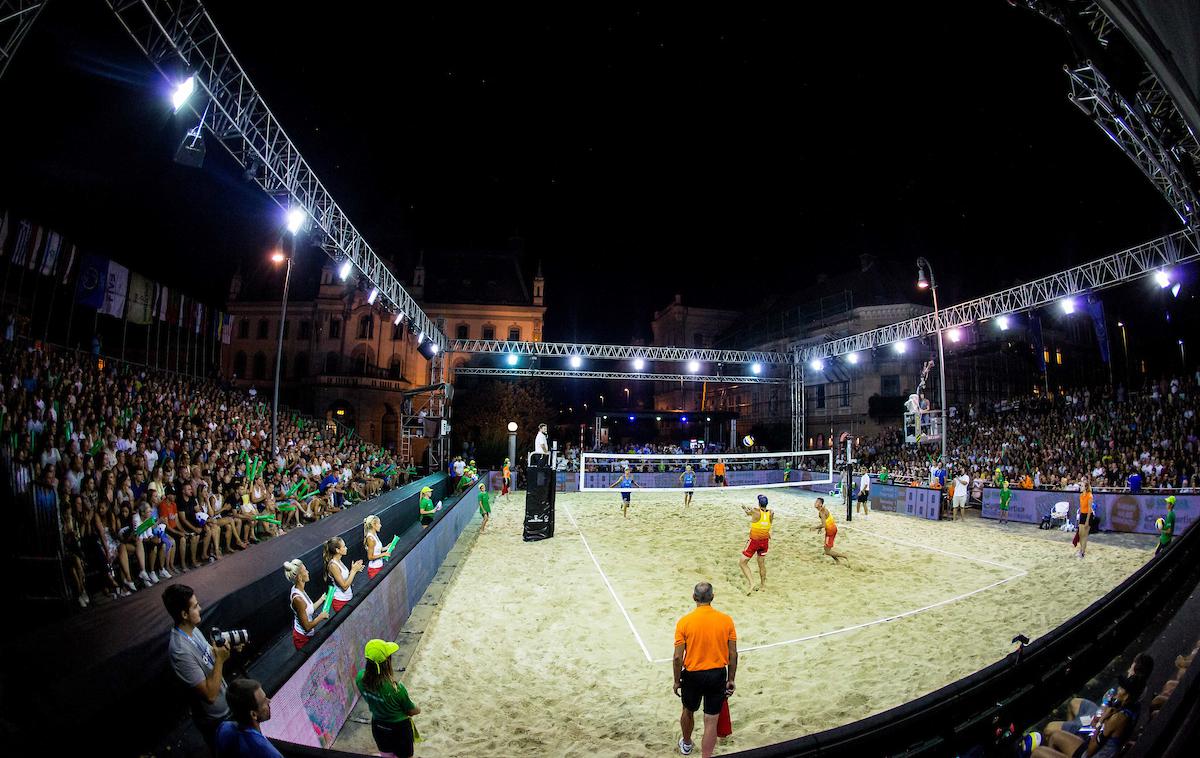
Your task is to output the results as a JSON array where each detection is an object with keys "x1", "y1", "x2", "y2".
[{"x1": 0, "y1": 1, "x2": 1185, "y2": 345}]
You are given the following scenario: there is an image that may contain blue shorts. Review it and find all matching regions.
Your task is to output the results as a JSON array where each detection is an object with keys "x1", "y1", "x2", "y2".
[{"x1": 621, "y1": 492, "x2": 631, "y2": 502}]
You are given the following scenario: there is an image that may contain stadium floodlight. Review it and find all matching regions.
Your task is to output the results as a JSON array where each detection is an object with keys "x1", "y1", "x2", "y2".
[
  {"x1": 893, "y1": 341, "x2": 908, "y2": 354},
  {"x1": 628, "y1": 415, "x2": 635, "y2": 421},
  {"x1": 570, "y1": 355, "x2": 582, "y2": 368},
  {"x1": 809, "y1": 358, "x2": 824, "y2": 371},
  {"x1": 394, "y1": 313, "x2": 403, "y2": 326},
  {"x1": 706, "y1": 417, "x2": 711, "y2": 421},
  {"x1": 171, "y1": 75, "x2": 195, "y2": 113},
  {"x1": 429, "y1": 342, "x2": 439, "y2": 355},
  {"x1": 846, "y1": 352, "x2": 860, "y2": 365},
  {"x1": 681, "y1": 416, "x2": 688, "y2": 422},
  {"x1": 750, "y1": 362, "x2": 762, "y2": 375},
  {"x1": 416, "y1": 330, "x2": 424, "y2": 344},
  {"x1": 506, "y1": 353, "x2": 518, "y2": 366},
  {"x1": 632, "y1": 357, "x2": 646, "y2": 370},
  {"x1": 285, "y1": 208, "x2": 305, "y2": 235},
  {"x1": 997, "y1": 315, "x2": 1011, "y2": 331},
  {"x1": 1060, "y1": 298, "x2": 1076, "y2": 314},
  {"x1": 367, "y1": 287, "x2": 378, "y2": 305},
  {"x1": 338, "y1": 260, "x2": 353, "y2": 281},
  {"x1": 1171, "y1": 283, "x2": 1181, "y2": 298},
  {"x1": 270, "y1": 250, "x2": 286, "y2": 264},
  {"x1": 1155, "y1": 270, "x2": 1171, "y2": 288},
  {"x1": 656, "y1": 416, "x2": 662, "y2": 421},
  {"x1": 947, "y1": 327, "x2": 963, "y2": 343},
  {"x1": 687, "y1": 360, "x2": 700, "y2": 373}
]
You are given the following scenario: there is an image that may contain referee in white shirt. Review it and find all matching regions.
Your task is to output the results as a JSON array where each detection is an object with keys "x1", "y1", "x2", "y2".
[
  {"x1": 532, "y1": 423, "x2": 550, "y2": 466},
  {"x1": 856, "y1": 471, "x2": 871, "y2": 517}
]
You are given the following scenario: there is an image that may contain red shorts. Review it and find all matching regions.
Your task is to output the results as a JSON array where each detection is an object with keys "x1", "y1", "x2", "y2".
[
  {"x1": 368, "y1": 566, "x2": 382, "y2": 580},
  {"x1": 824, "y1": 531, "x2": 837, "y2": 550},
  {"x1": 331, "y1": 598, "x2": 348, "y2": 613},
  {"x1": 502, "y1": 479, "x2": 510, "y2": 495},
  {"x1": 742, "y1": 537, "x2": 769, "y2": 557},
  {"x1": 293, "y1": 629, "x2": 312, "y2": 650}
]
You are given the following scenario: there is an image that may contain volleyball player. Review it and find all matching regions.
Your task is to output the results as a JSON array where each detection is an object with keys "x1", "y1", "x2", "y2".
[
  {"x1": 679, "y1": 465, "x2": 696, "y2": 507},
  {"x1": 739, "y1": 495, "x2": 773, "y2": 594},
  {"x1": 502, "y1": 457, "x2": 512, "y2": 499},
  {"x1": 814, "y1": 498, "x2": 848, "y2": 565},
  {"x1": 609, "y1": 467, "x2": 640, "y2": 518}
]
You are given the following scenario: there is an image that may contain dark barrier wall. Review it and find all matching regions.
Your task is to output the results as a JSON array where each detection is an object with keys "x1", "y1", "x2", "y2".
[
  {"x1": 867, "y1": 482, "x2": 942, "y2": 521},
  {"x1": 260, "y1": 485, "x2": 482, "y2": 747},
  {"x1": 980, "y1": 487, "x2": 1195, "y2": 535}
]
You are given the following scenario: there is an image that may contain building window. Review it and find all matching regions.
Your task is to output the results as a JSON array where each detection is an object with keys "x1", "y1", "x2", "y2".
[
  {"x1": 840, "y1": 381, "x2": 851, "y2": 407},
  {"x1": 881, "y1": 375, "x2": 900, "y2": 397},
  {"x1": 237, "y1": 319, "x2": 249, "y2": 339},
  {"x1": 1044, "y1": 348, "x2": 1051, "y2": 365},
  {"x1": 299, "y1": 320, "x2": 311, "y2": 340},
  {"x1": 358, "y1": 315, "x2": 373, "y2": 340},
  {"x1": 294, "y1": 352, "x2": 309, "y2": 377},
  {"x1": 816, "y1": 385, "x2": 826, "y2": 409},
  {"x1": 325, "y1": 351, "x2": 340, "y2": 374},
  {"x1": 257, "y1": 319, "x2": 269, "y2": 339},
  {"x1": 252, "y1": 352, "x2": 267, "y2": 380},
  {"x1": 456, "y1": 324, "x2": 469, "y2": 340},
  {"x1": 329, "y1": 318, "x2": 341, "y2": 339},
  {"x1": 482, "y1": 325, "x2": 495, "y2": 341},
  {"x1": 233, "y1": 351, "x2": 247, "y2": 377},
  {"x1": 508, "y1": 327, "x2": 521, "y2": 342},
  {"x1": 281, "y1": 320, "x2": 290, "y2": 340},
  {"x1": 1055, "y1": 349, "x2": 1063, "y2": 365},
  {"x1": 393, "y1": 322, "x2": 404, "y2": 340}
]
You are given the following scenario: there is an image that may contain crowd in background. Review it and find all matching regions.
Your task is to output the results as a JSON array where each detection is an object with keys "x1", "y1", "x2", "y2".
[{"x1": 0, "y1": 340, "x2": 413, "y2": 609}]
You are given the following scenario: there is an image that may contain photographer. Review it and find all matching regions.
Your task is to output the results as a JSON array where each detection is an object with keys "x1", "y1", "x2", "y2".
[{"x1": 164, "y1": 583, "x2": 241, "y2": 751}]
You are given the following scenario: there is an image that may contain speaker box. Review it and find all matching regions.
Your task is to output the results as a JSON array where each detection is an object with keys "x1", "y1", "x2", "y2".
[{"x1": 523, "y1": 465, "x2": 556, "y2": 541}]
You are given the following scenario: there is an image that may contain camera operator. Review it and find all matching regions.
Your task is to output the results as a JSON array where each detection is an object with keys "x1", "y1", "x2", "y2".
[{"x1": 164, "y1": 584, "x2": 243, "y2": 752}]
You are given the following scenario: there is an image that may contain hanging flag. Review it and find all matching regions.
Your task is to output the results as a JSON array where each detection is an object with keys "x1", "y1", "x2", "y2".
[
  {"x1": 24, "y1": 225, "x2": 44, "y2": 270},
  {"x1": 39, "y1": 232, "x2": 62, "y2": 276},
  {"x1": 153, "y1": 284, "x2": 168, "y2": 321},
  {"x1": 10, "y1": 220, "x2": 32, "y2": 267},
  {"x1": 59, "y1": 244, "x2": 78, "y2": 285},
  {"x1": 127, "y1": 273, "x2": 155, "y2": 325},
  {"x1": 222, "y1": 314, "x2": 234, "y2": 344},
  {"x1": 194, "y1": 301, "x2": 203, "y2": 334},
  {"x1": 74, "y1": 253, "x2": 110, "y2": 310},
  {"x1": 178, "y1": 293, "x2": 188, "y2": 327},
  {"x1": 1086, "y1": 297, "x2": 1110, "y2": 364},
  {"x1": 98, "y1": 261, "x2": 130, "y2": 318},
  {"x1": 0, "y1": 210, "x2": 9, "y2": 256},
  {"x1": 1028, "y1": 314, "x2": 1046, "y2": 373}
]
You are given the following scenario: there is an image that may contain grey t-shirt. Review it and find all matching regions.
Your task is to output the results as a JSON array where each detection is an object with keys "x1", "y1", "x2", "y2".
[{"x1": 169, "y1": 627, "x2": 229, "y2": 723}]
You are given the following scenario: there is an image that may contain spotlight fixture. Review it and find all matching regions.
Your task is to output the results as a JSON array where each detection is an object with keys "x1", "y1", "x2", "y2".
[
  {"x1": 286, "y1": 208, "x2": 306, "y2": 235},
  {"x1": 947, "y1": 327, "x2": 962, "y2": 343},
  {"x1": 632, "y1": 357, "x2": 645, "y2": 370},
  {"x1": 569, "y1": 355, "x2": 582, "y2": 368},
  {"x1": 997, "y1": 315, "x2": 1011, "y2": 331},
  {"x1": 846, "y1": 352, "x2": 860, "y2": 365},
  {"x1": 1060, "y1": 298, "x2": 1076, "y2": 315},
  {"x1": 173, "y1": 124, "x2": 206, "y2": 168},
  {"x1": 687, "y1": 360, "x2": 700, "y2": 373},
  {"x1": 506, "y1": 353, "x2": 518, "y2": 366},
  {"x1": 1171, "y1": 283, "x2": 1181, "y2": 298},
  {"x1": 338, "y1": 260, "x2": 353, "y2": 281},
  {"x1": 394, "y1": 313, "x2": 403, "y2": 326},
  {"x1": 809, "y1": 358, "x2": 824, "y2": 371},
  {"x1": 750, "y1": 362, "x2": 762, "y2": 375},
  {"x1": 367, "y1": 287, "x2": 378, "y2": 305},
  {"x1": 1155, "y1": 270, "x2": 1171, "y2": 288},
  {"x1": 893, "y1": 341, "x2": 908, "y2": 354},
  {"x1": 172, "y1": 76, "x2": 195, "y2": 113}
]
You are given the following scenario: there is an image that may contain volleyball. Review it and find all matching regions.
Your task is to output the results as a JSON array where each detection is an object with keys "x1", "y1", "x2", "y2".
[
  {"x1": 1021, "y1": 732, "x2": 1042, "y2": 755},
  {"x1": 742, "y1": 435, "x2": 755, "y2": 448},
  {"x1": 1156, "y1": 517, "x2": 1165, "y2": 531}
]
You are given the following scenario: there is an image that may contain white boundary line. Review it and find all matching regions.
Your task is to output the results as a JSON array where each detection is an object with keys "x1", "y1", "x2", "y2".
[{"x1": 561, "y1": 502, "x2": 655, "y2": 663}]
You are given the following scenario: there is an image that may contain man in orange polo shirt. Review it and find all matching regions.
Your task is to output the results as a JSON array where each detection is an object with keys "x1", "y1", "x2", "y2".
[
  {"x1": 713, "y1": 459, "x2": 727, "y2": 487},
  {"x1": 673, "y1": 582, "x2": 738, "y2": 757}
]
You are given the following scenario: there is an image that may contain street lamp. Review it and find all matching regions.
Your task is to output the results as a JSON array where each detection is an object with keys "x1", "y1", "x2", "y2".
[
  {"x1": 1117, "y1": 321, "x2": 1129, "y2": 386},
  {"x1": 624, "y1": 387, "x2": 630, "y2": 404},
  {"x1": 507, "y1": 422, "x2": 518, "y2": 468},
  {"x1": 599, "y1": 394, "x2": 605, "y2": 406},
  {"x1": 916, "y1": 257, "x2": 948, "y2": 464}
]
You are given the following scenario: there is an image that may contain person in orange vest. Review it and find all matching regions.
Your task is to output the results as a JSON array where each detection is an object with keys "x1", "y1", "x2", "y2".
[{"x1": 713, "y1": 459, "x2": 727, "y2": 487}]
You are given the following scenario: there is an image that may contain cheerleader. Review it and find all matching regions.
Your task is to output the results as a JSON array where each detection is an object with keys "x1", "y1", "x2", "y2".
[
  {"x1": 363, "y1": 515, "x2": 392, "y2": 580},
  {"x1": 283, "y1": 559, "x2": 329, "y2": 649},
  {"x1": 323, "y1": 537, "x2": 363, "y2": 613}
]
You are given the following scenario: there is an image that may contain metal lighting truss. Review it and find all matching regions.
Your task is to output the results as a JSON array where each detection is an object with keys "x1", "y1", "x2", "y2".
[
  {"x1": 795, "y1": 226, "x2": 1200, "y2": 362},
  {"x1": 1067, "y1": 62, "x2": 1200, "y2": 224},
  {"x1": 452, "y1": 367, "x2": 788, "y2": 385},
  {"x1": 0, "y1": 0, "x2": 45, "y2": 81},
  {"x1": 448, "y1": 339, "x2": 789, "y2": 364},
  {"x1": 104, "y1": 0, "x2": 444, "y2": 347}
]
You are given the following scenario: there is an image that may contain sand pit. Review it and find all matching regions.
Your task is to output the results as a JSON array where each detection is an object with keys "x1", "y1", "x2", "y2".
[{"x1": 367, "y1": 487, "x2": 1155, "y2": 757}]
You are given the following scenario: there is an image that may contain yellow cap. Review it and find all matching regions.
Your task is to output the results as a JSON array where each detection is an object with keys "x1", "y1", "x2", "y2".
[
  {"x1": 1166, "y1": 495, "x2": 1176, "y2": 505},
  {"x1": 364, "y1": 639, "x2": 399, "y2": 672},
  {"x1": 421, "y1": 486, "x2": 432, "y2": 493}
]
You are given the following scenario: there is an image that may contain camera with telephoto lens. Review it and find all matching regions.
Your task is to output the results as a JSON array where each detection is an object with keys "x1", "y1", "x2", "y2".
[{"x1": 210, "y1": 626, "x2": 250, "y2": 648}]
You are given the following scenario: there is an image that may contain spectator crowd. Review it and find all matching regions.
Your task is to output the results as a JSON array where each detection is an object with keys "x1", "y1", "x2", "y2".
[{"x1": 0, "y1": 340, "x2": 414, "y2": 609}]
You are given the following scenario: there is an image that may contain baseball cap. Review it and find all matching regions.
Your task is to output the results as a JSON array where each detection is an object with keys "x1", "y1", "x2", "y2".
[
  {"x1": 757, "y1": 495, "x2": 768, "y2": 506},
  {"x1": 421, "y1": 486, "x2": 432, "y2": 494},
  {"x1": 1165, "y1": 495, "x2": 1177, "y2": 505},
  {"x1": 364, "y1": 639, "x2": 399, "y2": 671}
]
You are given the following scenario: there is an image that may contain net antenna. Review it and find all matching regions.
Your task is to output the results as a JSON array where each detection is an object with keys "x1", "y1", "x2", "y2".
[
  {"x1": 579, "y1": 449, "x2": 834, "y2": 492},
  {"x1": 904, "y1": 359, "x2": 943, "y2": 445}
]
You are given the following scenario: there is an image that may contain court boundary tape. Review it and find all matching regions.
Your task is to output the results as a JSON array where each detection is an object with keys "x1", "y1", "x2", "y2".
[
  {"x1": 565, "y1": 499, "x2": 1026, "y2": 664},
  {"x1": 561, "y1": 502, "x2": 655, "y2": 663}
]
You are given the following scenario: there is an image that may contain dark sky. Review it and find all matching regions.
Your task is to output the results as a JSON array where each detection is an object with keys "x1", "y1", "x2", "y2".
[{"x1": 0, "y1": 1, "x2": 1183, "y2": 344}]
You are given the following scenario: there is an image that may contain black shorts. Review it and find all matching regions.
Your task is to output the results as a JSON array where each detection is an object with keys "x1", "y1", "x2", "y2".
[
  {"x1": 714, "y1": 475, "x2": 725, "y2": 484},
  {"x1": 420, "y1": 514, "x2": 433, "y2": 526},
  {"x1": 681, "y1": 667, "x2": 727, "y2": 716},
  {"x1": 857, "y1": 491, "x2": 868, "y2": 503},
  {"x1": 371, "y1": 719, "x2": 414, "y2": 756}
]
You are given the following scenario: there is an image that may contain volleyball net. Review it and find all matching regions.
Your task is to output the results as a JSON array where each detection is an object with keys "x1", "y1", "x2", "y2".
[{"x1": 578, "y1": 449, "x2": 835, "y2": 492}]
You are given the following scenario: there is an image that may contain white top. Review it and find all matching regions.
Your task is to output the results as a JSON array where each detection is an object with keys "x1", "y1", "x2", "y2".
[
  {"x1": 291, "y1": 586, "x2": 315, "y2": 637},
  {"x1": 859, "y1": 473, "x2": 870, "y2": 493},
  {"x1": 535, "y1": 431, "x2": 549, "y2": 454},
  {"x1": 329, "y1": 559, "x2": 352, "y2": 602},
  {"x1": 366, "y1": 532, "x2": 384, "y2": 569}
]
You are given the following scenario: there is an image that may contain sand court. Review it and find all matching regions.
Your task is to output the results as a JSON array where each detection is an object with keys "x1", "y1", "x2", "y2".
[{"x1": 386, "y1": 487, "x2": 1154, "y2": 757}]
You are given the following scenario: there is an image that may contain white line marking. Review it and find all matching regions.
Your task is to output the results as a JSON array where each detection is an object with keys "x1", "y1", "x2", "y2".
[
  {"x1": 841, "y1": 523, "x2": 1025, "y2": 572},
  {"x1": 561, "y1": 502, "x2": 655, "y2": 663}
]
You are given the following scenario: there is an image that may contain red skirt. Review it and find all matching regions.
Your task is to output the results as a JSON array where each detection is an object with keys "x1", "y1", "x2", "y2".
[
  {"x1": 331, "y1": 598, "x2": 348, "y2": 613},
  {"x1": 293, "y1": 629, "x2": 312, "y2": 650},
  {"x1": 368, "y1": 566, "x2": 381, "y2": 580},
  {"x1": 502, "y1": 479, "x2": 510, "y2": 495}
]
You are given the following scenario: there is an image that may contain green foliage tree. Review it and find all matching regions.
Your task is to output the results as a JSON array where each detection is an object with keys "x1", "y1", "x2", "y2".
[{"x1": 451, "y1": 378, "x2": 555, "y2": 466}]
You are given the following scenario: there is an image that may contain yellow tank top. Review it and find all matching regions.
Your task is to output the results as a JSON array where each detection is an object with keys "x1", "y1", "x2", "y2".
[{"x1": 749, "y1": 508, "x2": 772, "y2": 540}]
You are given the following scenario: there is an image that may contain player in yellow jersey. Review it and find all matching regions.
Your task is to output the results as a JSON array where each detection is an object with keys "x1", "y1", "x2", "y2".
[
  {"x1": 738, "y1": 495, "x2": 773, "y2": 594},
  {"x1": 813, "y1": 497, "x2": 848, "y2": 565}
]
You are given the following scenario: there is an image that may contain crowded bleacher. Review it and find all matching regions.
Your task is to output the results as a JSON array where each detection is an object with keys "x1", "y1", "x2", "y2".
[{"x1": 0, "y1": 340, "x2": 415, "y2": 608}]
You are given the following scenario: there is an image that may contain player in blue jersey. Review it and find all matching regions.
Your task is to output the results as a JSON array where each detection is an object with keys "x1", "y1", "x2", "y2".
[
  {"x1": 608, "y1": 467, "x2": 640, "y2": 518},
  {"x1": 679, "y1": 464, "x2": 697, "y2": 507}
]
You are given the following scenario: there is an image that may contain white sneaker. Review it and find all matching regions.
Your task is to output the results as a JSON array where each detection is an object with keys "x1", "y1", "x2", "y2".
[
  {"x1": 78, "y1": 594, "x2": 89, "y2": 608},
  {"x1": 116, "y1": 587, "x2": 131, "y2": 598},
  {"x1": 139, "y1": 570, "x2": 157, "y2": 586},
  {"x1": 158, "y1": 569, "x2": 172, "y2": 581},
  {"x1": 123, "y1": 579, "x2": 138, "y2": 593},
  {"x1": 678, "y1": 738, "x2": 694, "y2": 755}
]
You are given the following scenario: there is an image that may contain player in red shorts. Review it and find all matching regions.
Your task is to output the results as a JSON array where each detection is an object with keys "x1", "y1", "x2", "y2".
[
  {"x1": 813, "y1": 497, "x2": 848, "y2": 565},
  {"x1": 739, "y1": 494, "x2": 773, "y2": 594}
]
